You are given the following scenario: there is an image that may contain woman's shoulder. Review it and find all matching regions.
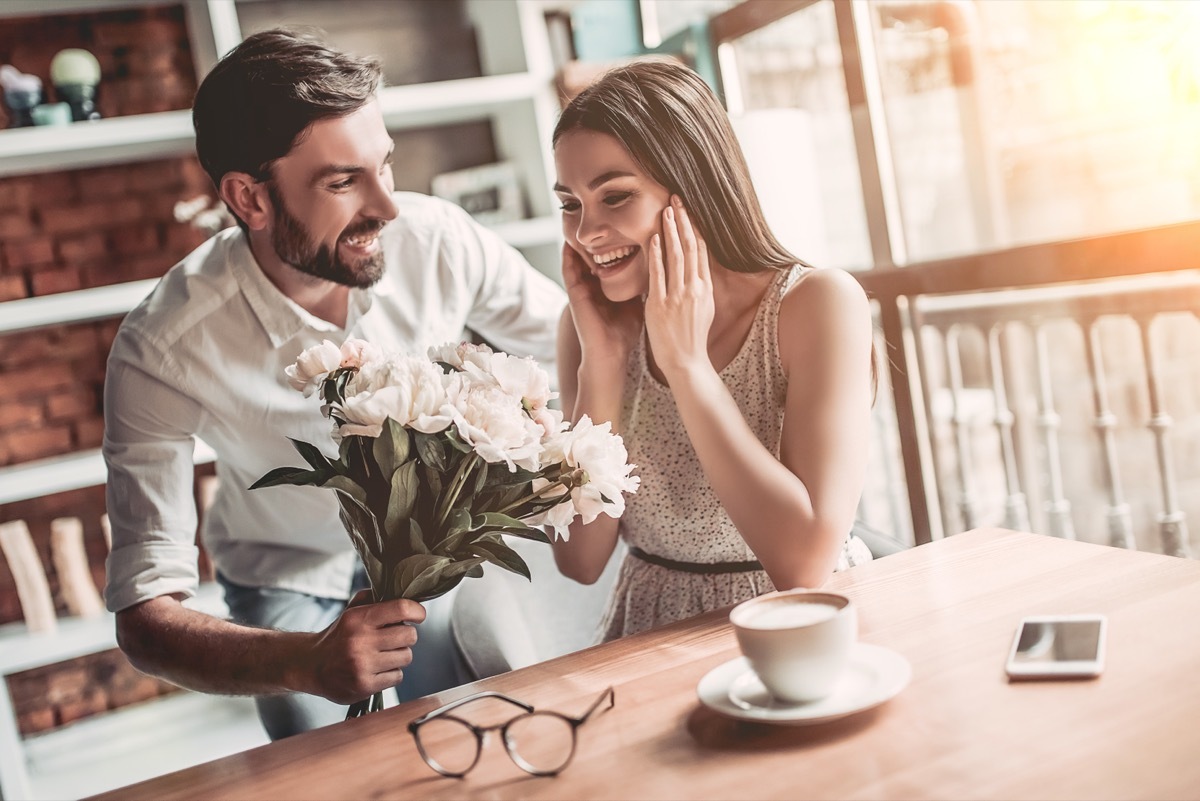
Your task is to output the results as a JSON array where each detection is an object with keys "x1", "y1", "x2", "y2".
[
  {"x1": 777, "y1": 267, "x2": 872, "y2": 361},
  {"x1": 780, "y1": 266, "x2": 868, "y2": 320}
]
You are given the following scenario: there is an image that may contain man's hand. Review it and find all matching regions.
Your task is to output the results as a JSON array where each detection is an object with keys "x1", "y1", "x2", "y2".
[{"x1": 299, "y1": 597, "x2": 427, "y2": 704}]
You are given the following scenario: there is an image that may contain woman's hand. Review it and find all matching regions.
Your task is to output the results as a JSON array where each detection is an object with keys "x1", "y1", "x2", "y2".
[
  {"x1": 645, "y1": 195, "x2": 716, "y2": 380},
  {"x1": 561, "y1": 242, "x2": 643, "y2": 367}
]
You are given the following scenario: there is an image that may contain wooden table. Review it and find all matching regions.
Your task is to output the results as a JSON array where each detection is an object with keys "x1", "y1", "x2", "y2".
[{"x1": 93, "y1": 529, "x2": 1200, "y2": 800}]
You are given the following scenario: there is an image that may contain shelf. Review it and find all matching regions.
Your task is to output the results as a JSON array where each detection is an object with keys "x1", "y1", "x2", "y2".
[
  {"x1": 0, "y1": 111, "x2": 194, "y2": 179},
  {"x1": 0, "y1": 72, "x2": 549, "y2": 178},
  {"x1": 0, "y1": 279, "x2": 158, "y2": 336},
  {"x1": 0, "y1": 440, "x2": 215, "y2": 506},
  {"x1": 378, "y1": 72, "x2": 545, "y2": 130}
]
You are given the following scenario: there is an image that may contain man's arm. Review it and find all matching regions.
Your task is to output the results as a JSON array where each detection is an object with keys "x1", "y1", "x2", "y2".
[
  {"x1": 103, "y1": 334, "x2": 425, "y2": 701},
  {"x1": 117, "y1": 593, "x2": 424, "y2": 703}
]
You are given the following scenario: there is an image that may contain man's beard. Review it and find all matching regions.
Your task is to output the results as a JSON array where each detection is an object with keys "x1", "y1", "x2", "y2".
[{"x1": 266, "y1": 183, "x2": 386, "y2": 288}]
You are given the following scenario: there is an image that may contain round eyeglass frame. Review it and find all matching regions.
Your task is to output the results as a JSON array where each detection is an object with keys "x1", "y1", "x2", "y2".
[{"x1": 408, "y1": 687, "x2": 615, "y2": 779}]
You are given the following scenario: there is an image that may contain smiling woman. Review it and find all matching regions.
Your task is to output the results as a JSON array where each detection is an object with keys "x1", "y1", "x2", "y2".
[{"x1": 548, "y1": 58, "x2": 875, "y2": 642}]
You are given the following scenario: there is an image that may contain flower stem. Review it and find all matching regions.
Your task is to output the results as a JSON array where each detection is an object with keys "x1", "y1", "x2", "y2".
[
  {"x1": 435, "y1": 453, "x2": 480, "y2": 528},
  {"x1": 498, "y1": 475, "x2": 572, "y2": 516}
]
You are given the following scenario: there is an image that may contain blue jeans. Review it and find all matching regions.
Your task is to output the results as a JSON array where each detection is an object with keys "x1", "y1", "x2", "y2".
[{"x1": 216, "y1": 569, "x2": 471, "y2": 740}]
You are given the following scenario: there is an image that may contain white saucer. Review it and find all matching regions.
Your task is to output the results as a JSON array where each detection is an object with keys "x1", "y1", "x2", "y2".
[{"x1": 697, "y1": 643, "x2": 911, "y2": 725}]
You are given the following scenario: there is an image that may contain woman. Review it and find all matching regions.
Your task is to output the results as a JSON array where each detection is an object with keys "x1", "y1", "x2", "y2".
[{"x1": 551, "y1": 58, "x2": 874, "y2": 640}]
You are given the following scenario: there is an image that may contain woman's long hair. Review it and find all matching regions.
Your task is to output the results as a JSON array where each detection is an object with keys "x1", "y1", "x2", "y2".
[{"x1": 553, "y1": 58, "x2": 805, "y2": 275}]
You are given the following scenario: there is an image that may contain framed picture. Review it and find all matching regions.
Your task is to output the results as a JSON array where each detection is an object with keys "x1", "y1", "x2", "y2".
[{"x1": 431, "y1": 161, "x2": 524, "y2": 226}]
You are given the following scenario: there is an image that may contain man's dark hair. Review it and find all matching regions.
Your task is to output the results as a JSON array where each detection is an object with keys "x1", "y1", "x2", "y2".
[{"x1": 193, "y1": 28, "x2": 382, "y2": 193}]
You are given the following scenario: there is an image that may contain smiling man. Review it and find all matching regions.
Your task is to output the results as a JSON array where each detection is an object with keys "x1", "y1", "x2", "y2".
[{"x1": 101, "y1": 29, "x2": 565, "y2": 741}]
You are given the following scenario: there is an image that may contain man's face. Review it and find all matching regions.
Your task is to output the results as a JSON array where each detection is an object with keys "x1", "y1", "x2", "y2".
[{"x1": 263, "y1": 98, "x2": 398, "y2": 288}]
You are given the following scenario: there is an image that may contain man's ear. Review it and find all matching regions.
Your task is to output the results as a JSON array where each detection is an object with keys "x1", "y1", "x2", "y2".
[{"x1": 219, "y1": 172, "x2": 271, "y2": 231}]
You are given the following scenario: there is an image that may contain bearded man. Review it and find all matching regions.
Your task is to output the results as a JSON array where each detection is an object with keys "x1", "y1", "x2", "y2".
[{"x1": 102, "y1": 29, "x2": 564, "y2": 741}]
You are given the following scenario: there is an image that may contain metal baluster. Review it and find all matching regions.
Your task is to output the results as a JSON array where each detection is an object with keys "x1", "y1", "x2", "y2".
[
  {"x1": 1082, "y1": 318, "x2": 1135, "y2": 549},
  {"x1": 944, "y1": 325, "x2": 978, "y2": 532},
  {"x1": 1136, "y1": 315, "x2": 1191, "y2": 557},
  {"x1": 1032, "y1": 322, "x2": 1076, "y2": 539},
  {"x1": 987, "y1": 323, "x2": 1030, "y2": 532}
]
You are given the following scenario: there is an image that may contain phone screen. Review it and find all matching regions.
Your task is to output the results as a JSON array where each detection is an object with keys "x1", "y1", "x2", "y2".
[{"x1": 1011, "y1": 618, "x2": 1103, "y2": 666}]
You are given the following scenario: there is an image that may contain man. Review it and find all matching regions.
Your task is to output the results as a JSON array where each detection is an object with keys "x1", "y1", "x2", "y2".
[{"x1": 102, "y1": 29, "x2": 565, "y2": 740}]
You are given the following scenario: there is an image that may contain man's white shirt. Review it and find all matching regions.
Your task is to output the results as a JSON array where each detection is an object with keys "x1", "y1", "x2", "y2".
[{"x1": 103, "y1": 193, "x2": 565, "y2": 612}]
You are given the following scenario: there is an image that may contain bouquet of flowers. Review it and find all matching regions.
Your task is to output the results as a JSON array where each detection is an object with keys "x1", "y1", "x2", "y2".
[{"x1": 252, "y1": 338, "x2": 638, "y2": 716}]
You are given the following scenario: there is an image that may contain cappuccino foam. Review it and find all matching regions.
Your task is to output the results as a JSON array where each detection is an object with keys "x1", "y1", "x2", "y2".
[{"x1": 743, "y1": 601, "x2": 839, "y2": 629}]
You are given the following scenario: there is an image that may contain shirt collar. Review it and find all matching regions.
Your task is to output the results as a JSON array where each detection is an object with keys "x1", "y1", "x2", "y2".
[{"x1": 228, "y1": 231, "x2": 380, "y2": 347}]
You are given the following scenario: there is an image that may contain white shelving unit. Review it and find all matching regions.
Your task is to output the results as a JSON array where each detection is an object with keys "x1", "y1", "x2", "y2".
[{"x1": 0, "y1": 2, "x2": 566, "y2": 798}]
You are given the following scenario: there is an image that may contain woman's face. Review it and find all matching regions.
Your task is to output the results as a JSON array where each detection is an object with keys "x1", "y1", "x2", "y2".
[{"x1": 554, "y1": 129, "x2": 672, "y2": 302}]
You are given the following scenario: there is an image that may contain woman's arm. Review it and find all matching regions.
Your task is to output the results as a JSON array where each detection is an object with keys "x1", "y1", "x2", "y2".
[
  {"x1": 667, "y1": 270, "x2": 873, "y2": 589},
  {"x1": 647, "y1": 198, "x2": 872, "y2": 589},
  {"x1": 550, "y1": 245, "x2": 641, "y2": 584}
]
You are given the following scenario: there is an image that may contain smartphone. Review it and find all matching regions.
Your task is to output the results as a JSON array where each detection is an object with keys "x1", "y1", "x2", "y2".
[{"x1": 1005, "y1": 614, "x2": 1106, "y2": 680}]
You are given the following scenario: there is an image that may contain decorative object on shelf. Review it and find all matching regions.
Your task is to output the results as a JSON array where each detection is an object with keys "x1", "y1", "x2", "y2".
[
  {"x1": 50, "y1": 48, "x2": 102, "y2": 122},
  {"x1": 174, "y1": 194, "x2": 234, "y2": 234},
  {"x1": 50, "y1": 517, "x2": 105, "y2": 618},
  {"x1": 252, "y1": 338, "x2": 639, "y2": 717},
  {"x1": 431, "y1": 161, "x2": 524, "y2": 226},
  {"x1": 30, "y1": 102, "x2": 72, "y2": 127},
  {"x1": 0, "y1": 521, "x2": 58, "y2": 634},
  {"x1": 0, "y1": 65, "x2": 44, "y2": 128}
]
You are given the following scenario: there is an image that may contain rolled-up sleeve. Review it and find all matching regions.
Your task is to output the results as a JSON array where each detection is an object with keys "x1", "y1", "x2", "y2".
[{"x1": 102, "y1": 331, "x2": 204, "y2": 612}]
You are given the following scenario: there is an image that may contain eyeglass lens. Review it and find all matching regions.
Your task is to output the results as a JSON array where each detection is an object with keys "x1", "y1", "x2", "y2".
[
  {"x1": 504, "y1": 713, "x2": 576, "y2": 774},
  {"x1": 415, "y1": 717, "x2": 480, "y2": 776}
]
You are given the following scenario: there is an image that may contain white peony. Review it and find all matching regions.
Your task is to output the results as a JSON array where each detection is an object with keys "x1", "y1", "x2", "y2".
[
  {"x1": 544, "y1": 415, "x2": 640, "y2": 526},
  {"x1": 285, "y1": 340, "x2": 343, "y2": 397},
  {"x1": 335, "y1": 355, "x2": 452, "y2": 438},
  {"x1": 338, "y1": 338, "x2": 382, "y2": 370},
  {"x1": 428, "y1": 341, "x2": 495, "y2": 373},
  {"x1": 489, "y1": 352, "x2": 556, "y2": 413},
  {"x1": 444, "y1": 373, "x2": 544, "y2": 472},
  {"x1": 524, "y1": 478, "x2": 575, "y2": 541}
]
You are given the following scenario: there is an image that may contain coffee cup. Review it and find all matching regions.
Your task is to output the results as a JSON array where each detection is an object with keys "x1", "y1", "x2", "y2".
[{"x1": 730, "y1": 589, "x2": 856, "y2": 704}]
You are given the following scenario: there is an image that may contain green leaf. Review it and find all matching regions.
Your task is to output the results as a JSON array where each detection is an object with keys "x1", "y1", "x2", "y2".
[
  {"x1": 373, "y1": 418, "x2": 412, "y2": 476},
  {"x1": 289, "y1": 438, "x2": 333, "y2": 471},
  {"x1": 421, "y1": 463, "x2": 443, "y2": 497},
  {"x1": 468, "y1": 539, "x2": 532, "y2": 581},
  {"x1": 321, "y1": 475, "x2": 367, "y2": 504},
  {"x1": 249, "y1": 466, "x2": 325, "y2": 490},
  {"x1": 471, "y1": 459, "x2": 490, "y2": 497},
  {"x1": 415, "y1": 431, "x2": 447, "y2": 472},
  {"x1": 336, "y1": 505, "x2": 385, "y2": 593},
  {"x1": 472, "y1": 512, "x2": 528, "y2": 531},
  {"x1": 385, "y1": 460, "x2": 419, "y2": 534},
  {"x1": 416, "y1": 572, "x2": 467, "y2": 602},
  {"x1": 430, "y1": 507, "x2": 473, "y2": 555},
  {"x1": 444, "y1": 427, "x2": 473, "y2": 454},
  {"x1": 346, "y1": 435, "x2": 375, "y2": 484},
  {"x1": 394, "y1": 554, "x2": 451, "y2": 600},
  {"x1": 407, "y1": 517, "x2": 428, "y2": 556},
  {"x1": 495, "y1": 525, "x2": 553, "y2": 545},
  {"x1": 336, "y1": 490, "x2": 384, "y2": 560}
]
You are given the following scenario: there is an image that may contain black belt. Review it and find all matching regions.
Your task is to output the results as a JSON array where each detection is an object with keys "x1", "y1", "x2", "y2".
[{"x1": 628, "y1": 545, "x2": 763, "y2": 574}]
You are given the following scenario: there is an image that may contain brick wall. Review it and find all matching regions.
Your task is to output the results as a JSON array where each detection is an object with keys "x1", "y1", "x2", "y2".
[{"x1": 0, "y1": 4, "x2": 215, "y2": 737}]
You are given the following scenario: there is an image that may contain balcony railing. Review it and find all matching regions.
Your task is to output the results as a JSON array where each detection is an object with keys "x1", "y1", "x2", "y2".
[{"x1": 856, "y1": 219, "x2": 1200, "y2": 553}]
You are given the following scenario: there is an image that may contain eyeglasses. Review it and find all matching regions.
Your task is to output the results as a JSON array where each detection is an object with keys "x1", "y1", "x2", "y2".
[{"x1": 408, "y1": 687, "x2": 615, "y2": 778}]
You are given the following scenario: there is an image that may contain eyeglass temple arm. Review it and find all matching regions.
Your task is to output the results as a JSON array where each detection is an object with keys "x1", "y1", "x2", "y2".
[
  {"x1": 571, "y1": 686, "x2": 616, "y2": 725},
  {"x1": 409, "y1": 691, "x2": 535, "y2": 727}
]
